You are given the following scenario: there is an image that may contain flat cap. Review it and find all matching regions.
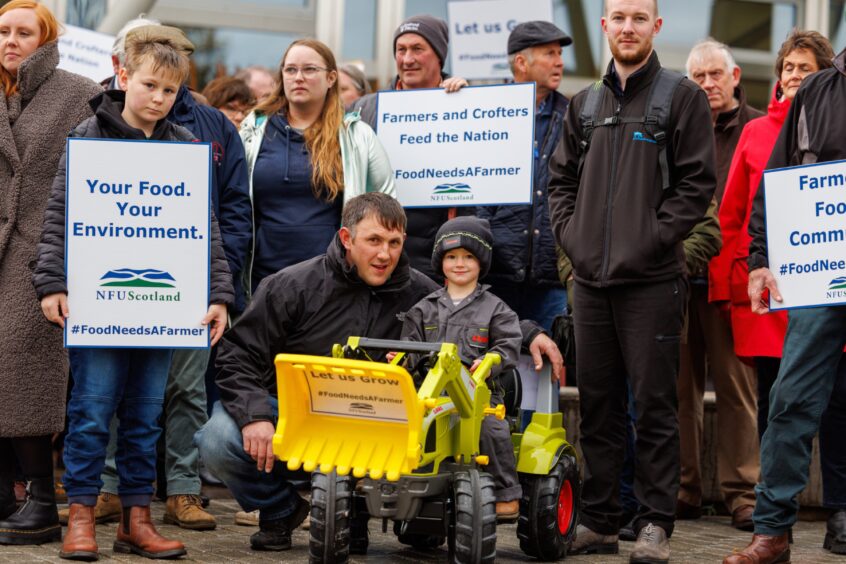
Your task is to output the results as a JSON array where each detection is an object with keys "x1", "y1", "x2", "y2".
[
  {"x1": 125, "y1": 24, "x2": 195, "y2": 56},
  {"x1": 507, "y1": 21, "x2": 572, "y2": 55}
]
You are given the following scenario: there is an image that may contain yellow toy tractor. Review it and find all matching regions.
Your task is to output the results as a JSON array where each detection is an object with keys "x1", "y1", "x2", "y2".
[{"x1": 272, "y1": 337, "x2": 579, "y2": 563}]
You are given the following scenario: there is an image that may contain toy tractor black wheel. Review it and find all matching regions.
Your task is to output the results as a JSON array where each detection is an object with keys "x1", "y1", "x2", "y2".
[
  {"x1": 393, "y1": 520, "x2": 446, "y2": 550},
  {"x1": 309, "y1": 470, "x2": 352, "y2": 564},
  {"x1": 517, "y1": 453, "x2": 581, "y2": 561},
  {"x1": 447, "y1": 469, "x2": 497, "y2": 563}
]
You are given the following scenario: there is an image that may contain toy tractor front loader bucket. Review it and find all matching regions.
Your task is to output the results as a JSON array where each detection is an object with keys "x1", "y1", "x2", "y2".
[{"x1": 272, "y1": 353, "x2": 423, "y2": 481}]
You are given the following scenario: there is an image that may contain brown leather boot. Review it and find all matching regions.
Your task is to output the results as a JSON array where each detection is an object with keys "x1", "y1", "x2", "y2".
[
  {"x1": 113, "y1": 506, "x2": 186, "y2": 559},
  {"x1": 59, "y1": 504, "x2": 98, "y2": 561},
  {"x1": 723, "y1": 533, "x2": 790, "y2": 564}
]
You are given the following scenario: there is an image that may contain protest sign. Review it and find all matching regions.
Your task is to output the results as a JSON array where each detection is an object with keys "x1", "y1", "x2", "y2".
[
  {"x1": 448, "y1": 0, "x2": 553, "y2": 79},
  {"x1": 57, "y1": 24, "x2": 114, "y2": 83},
  {"x1": 65, "y1": 138, "x2": 211, "y2": 348},
  {"x1": 376, "y1": 83, "x2": 535, "y2": 208},
  {"x1": 764, "y1": 159, "x2": 846, "y2": 309}
]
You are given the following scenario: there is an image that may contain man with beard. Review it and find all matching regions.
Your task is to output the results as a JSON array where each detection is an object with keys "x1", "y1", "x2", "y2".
[{"x1": 547, "y1": 0, "x2": 715, "y2": 562}]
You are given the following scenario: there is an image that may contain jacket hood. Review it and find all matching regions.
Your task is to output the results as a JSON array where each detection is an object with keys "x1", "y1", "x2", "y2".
[
  {"x1": 88, "y1": 90, "x2": 174, "y2": 140},
  {"x1": 715, "y1": 85, "x2": 753, "y2": 131},
  {"x1": 15, "y1": 40, "x2": 59, "y2": 101},
  {"x1": 326, "y1": 232, "x2": 412, "y2": 292},
  {"x1": 767, "y1": 82, "x2": 790, "y2": 126},
  {"x1": 169, "y1": 85, "x2": 196, "y2": 123}
]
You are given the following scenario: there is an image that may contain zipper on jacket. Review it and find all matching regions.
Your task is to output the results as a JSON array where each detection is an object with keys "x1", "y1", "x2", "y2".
[{"x1": 600, "y1": 100, "x2": 623, "y2": 283}]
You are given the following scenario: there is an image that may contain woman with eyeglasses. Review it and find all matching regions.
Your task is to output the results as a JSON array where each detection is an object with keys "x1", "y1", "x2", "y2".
[{"x1": 240, "y1": 38, "x2": 394, "y2": 294}]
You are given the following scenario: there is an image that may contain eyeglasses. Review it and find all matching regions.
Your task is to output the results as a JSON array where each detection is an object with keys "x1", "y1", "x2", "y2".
[{"x1": 281, "y1": 65, "x2": 330, "y2": 79}]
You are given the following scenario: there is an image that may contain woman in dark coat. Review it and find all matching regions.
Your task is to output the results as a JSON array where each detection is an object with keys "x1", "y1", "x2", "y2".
[{"x1": 0, "y1": 0, "x2": 102, "y2": 545}]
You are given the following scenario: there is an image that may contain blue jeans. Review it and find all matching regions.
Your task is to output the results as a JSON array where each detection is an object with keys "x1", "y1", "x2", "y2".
[
  {"x1": 488, "y1": 282, "x2": 567, "y2": 332},
  {"x1": 755, "y1": 306, "x2": 846, "y2": 534},
  {"x1": 63, "y1": 348, "x2": 173, "y2": 507},
  {"x1": 195, "y1": 401, "x2": 301, "y2": 522}
]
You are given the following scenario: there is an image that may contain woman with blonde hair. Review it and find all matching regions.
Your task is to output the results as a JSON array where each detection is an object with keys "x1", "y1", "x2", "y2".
[
  {"x1": 240, "y1": 38, "x2": 394, "y2": 293},
  {"x1": 0, "y1": 0, "x2": 101, "y2": 545}
]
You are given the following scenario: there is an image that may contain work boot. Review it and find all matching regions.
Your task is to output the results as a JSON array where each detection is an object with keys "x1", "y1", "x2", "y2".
[
  {"x1": 723, "y1": 533, "x2": 790, "y2": 563},
  {"x1": 113, "y1": 505, "x2": 186, "y2": 559},
  {"x1": 825, "y1": 509, "x2": 846, "y2": 554},
  {"x1": 59, "y1": 492, "x2": 121, "y2": 526},
  {"x1": 249, "y1": 497, "x2": 309, "y2": 551},
  {"x1": 495, "y1": 499, "x2": 519, "y2": 523},
  {"x1": 630, "y1": 522, "x2": 669, "y2": 564},
  {"x1": 163, "y1": 494, "x2": 216, "y2": 530},
  {"x1": 619, "y1": 516, "x2": 637, "y2": 542},
  {"x1": 59, "y1": 504, "x2": 98, "y2": 561},
  {"x1": 0, "y1": 477, "x2": 61, "y2": 545},
  {"x1": 568, "y1": 524, "x2": 619, "y2": 555}
]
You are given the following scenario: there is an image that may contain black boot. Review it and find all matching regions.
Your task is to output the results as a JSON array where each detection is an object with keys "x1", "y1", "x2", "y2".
[
  {"x1": 0, "y1": 477, "x2": 61, "y2": 545},
  {"x1": 0, "y1": 476, "x2": 14, "y2": 520}
]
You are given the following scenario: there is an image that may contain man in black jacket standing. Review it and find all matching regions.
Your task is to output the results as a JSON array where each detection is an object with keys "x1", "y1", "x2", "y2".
[{"x1": 547, "y1": 0, "x2": 715, "y2": 562}]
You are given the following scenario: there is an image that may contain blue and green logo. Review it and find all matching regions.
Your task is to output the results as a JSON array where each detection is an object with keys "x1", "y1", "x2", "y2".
[
  {"x1": 100, "y1": 268, "x2": 176, "y2": 288},
  {"x1": 828, "y1": 277, "x2": 846, "y2": 290},
  {"x1": 433, "y1": 183, "x2": 472, "y2": 195}
]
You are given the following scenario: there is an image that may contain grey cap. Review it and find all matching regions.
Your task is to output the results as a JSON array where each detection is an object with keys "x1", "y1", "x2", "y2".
[{"x1": 507, "y1": 21, "x2": 572, "y2": 55}]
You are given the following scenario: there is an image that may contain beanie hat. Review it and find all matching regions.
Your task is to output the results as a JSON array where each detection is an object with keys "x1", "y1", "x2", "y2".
[
  {"x1": 394, "y1": 15, "x2": 449, "y2": 68},
  {"x1": 432, "y1": 217, "x2": 494, "y2": 278}
]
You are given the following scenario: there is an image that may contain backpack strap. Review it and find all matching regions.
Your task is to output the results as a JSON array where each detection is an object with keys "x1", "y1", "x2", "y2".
[
  {"x1": 577, "y1": 81, "x2": 607, "y2": 176},
  {"x1": 643, "y1": 68, "x2": 685, "y2": 190}
]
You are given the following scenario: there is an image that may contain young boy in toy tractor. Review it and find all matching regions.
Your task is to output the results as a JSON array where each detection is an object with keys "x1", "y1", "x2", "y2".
[{"x1": 399, "y1": 216, "x2": 523, "y2": 521}]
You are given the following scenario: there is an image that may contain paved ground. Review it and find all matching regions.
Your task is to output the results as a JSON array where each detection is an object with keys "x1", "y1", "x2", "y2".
[{"x1": 0, "y1": 495, "x2": 842, "y2": 563}]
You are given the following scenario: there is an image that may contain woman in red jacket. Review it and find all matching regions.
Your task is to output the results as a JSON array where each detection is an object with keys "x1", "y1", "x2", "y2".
[{"x1": 710, "y1": 30, "x2": 834, "y2": 437}]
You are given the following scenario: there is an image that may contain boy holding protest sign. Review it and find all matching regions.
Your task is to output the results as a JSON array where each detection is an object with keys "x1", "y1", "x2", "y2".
[
  {"x1": 401, "y1": 216, "x2": 523, "y2": 519},
  {"x1": 33, "y1": 28, "x2": 233, "y2": 561}
]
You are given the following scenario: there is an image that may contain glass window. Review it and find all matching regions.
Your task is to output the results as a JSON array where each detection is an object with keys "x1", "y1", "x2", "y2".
[
  {"x1": 180, "y1": 26, "x2": 300, "y2": 88},
  {"x1": 832, "y1": 1, "x2": 846, "y2": 51},
  {"x1": 342, "y1": 0, "x2": 377, "y2": 61},
  {"x1": 66, "y1": 0, "x2": 107, "y2": 30},
  {"x1": 406, "y1": 0, "x2": 449, "y2": 20}
]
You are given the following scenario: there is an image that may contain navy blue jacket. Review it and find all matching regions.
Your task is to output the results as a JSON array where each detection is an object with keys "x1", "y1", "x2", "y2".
[
  {"x1": 476, "y1": 90, "x2": 568, "y2": 287},
  {"x1": 169, "y1": 87, "x2": 252, "y2": 312}
]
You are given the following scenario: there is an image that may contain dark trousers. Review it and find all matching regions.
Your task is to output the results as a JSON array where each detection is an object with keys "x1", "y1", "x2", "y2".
[{"x1": 574, "y1": 278, "x2": 686, "y2": 537}]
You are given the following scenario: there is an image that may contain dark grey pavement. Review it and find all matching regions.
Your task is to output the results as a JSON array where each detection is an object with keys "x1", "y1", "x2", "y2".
[{"x1": 0, "y1": 496, "x2": 842, "y2": 563}]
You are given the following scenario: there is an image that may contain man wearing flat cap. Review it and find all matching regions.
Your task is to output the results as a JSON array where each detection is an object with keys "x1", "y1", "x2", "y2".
[{"x1": 474, "y1": 21, "x2": 572, "y2": 331}]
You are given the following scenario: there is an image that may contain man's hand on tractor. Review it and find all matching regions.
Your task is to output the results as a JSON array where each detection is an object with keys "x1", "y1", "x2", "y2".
[
  {"x1": 748, "y1": 267, "x2": 782, "y2": 314},
  {"x1": 529, "y1": 333, "x2": 565, "y2": 385},
  {"x1": 469, "y1": 358, "x2": 482, "y2": 374},
  {"x1": 242, "y1": 420, "x2": 276, "y2": 473}
]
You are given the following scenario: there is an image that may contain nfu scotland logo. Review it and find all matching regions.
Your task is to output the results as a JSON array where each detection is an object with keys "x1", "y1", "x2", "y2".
[
  {"x1": 826, "y1": 277, "x2": 846, "y2": 299},
  {"x1": 97, "y1": 268, "x2": 181, "y2": 302},
  {"x1": 432, "y1": 183, "x2": 474, "y2": 203},
  {"x1": 100, "y1": 268, "x2": 176, "y2": 288}
]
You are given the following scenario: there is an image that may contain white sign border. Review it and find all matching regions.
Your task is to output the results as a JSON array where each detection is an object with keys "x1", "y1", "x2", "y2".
[
  {"x1": 374, "y1": 82, "x2": 537, "y2": 209},
  {"x1": 63, "y1": 137, "x2": 213, "y2": 349}
]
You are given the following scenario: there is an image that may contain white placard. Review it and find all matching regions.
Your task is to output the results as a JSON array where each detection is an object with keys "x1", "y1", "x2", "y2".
[
  {"x1": 448, "y1": 0, "x2": 554, "y2": 79},
  {"x1": 764, "y1": 159, "x2": 846, "y2": 310},
  {"x1": 65, "y1": 139, "x2": 211, "y2": 348},
  {"x1": 304, "y1": 370, "x2": 408, "y2": 423},
  {"x1": 376, "y1": 83, "x2": 535, "y2": 208},
  {"x1": 58, "y1": 24, "x2": 114, "y2": 83}
]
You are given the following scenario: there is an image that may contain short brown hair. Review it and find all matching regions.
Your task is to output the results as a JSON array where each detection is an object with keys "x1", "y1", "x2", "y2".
[
  {"x1": 124, "y1": 33, "x2": 190, "y2": 84},
  {"x1": 202, "y1": 76, "x2": 255, "y2": 109},
  {"x1": 775, "y1": 29, "x2": 834, "y2": 79},
  {"x1": 604, "y1": 0, "x2": 658, "y2": 17},
  {"x1": 342, "y1": 193, "x2": 406, "y2": 235}
]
